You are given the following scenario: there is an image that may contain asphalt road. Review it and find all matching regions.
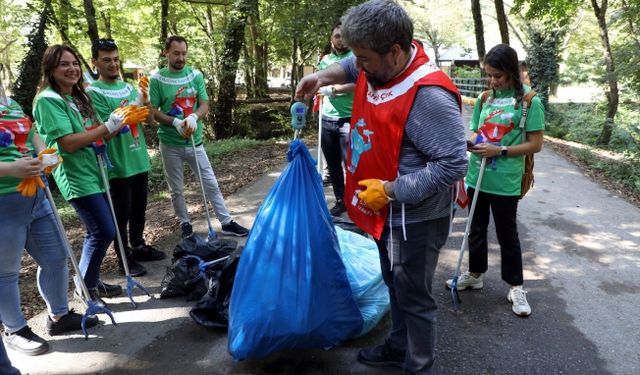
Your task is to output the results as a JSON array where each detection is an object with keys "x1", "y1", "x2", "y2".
[{"x1": 8, "y1": 105, "x2": 640, "y2": 375}]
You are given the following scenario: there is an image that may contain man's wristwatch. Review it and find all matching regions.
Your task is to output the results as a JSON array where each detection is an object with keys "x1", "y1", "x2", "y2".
[{"x1": 500, "y1": 146, "x2": 508, "y2": 156}]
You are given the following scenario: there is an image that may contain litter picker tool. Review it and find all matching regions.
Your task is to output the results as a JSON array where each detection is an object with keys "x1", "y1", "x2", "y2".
[
  {"x1": 43, "y1": 177, "x2": 116, "y2": 338},
  {"x1": 450, "y1": 156, "x2": 487, "y2": 311},
  {"x1": 96, "y1": 148, "x2": 151, "y2": 307},
  {"x1": 183, "y1": 255, "x2": 231, "y2": 286},
  {"x1": 316, "y1": 96, "x2": 323, "y2": 174},
  {"x1": 190, "y1": 134, "x2": 217, "y2": 242}
]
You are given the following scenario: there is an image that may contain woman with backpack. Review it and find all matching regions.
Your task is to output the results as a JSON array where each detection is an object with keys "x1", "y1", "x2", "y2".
[{"x1": 446, "y1": 44, "x2": 545, "y2": 316}]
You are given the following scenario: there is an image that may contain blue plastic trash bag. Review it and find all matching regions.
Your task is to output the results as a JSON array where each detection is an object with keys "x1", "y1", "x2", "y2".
[
  {"x1": 335, "y1": 226, "x2": 390, "y2": 337},
  {"x1": 228, "y1": 140, "x2": 363, "y2": 360}
]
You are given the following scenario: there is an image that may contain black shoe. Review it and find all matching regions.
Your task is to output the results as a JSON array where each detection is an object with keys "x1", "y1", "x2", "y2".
[
  {"x1": 74, "y1": 288, "x2": 108, "y2": 309},
  {"x1": 96, "y1": 280, "x2": 123, "y2": 298},
  {"x1": 131, "y1": 244, "x2": 166, "y2": 262},
  {"x1": 181, "y1": 222, "x2": 194, "y2": 239},
  {"x1": 3, "y1": 326, "x2": 49, "y2": 356},
  {"x1": 322, "y1": 175, "x2": 331, "y2": 186},
  {"x1": 220, "y1": 220, "x2": 249, "y2": 237},
  {"x1": 357, "y1": 340, "x2": 405, "y2": 368},
  {"x1": 46, "y1": 309, "x2": 99, "y2": 336},
  {"x1": 329, "y1": 200, "x2": 346, "y2": 216},
  {"x1": 118, "y1": 248, "x2": 147, "y2": 277}
]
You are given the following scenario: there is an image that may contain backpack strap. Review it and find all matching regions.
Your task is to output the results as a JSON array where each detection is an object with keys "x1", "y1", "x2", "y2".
[
  {"x1": 519, "y1": 90, "x2": 537, "y2": 143},
  {"x1": 479, "y1": 90, "x2": 491, "y2": 109}
]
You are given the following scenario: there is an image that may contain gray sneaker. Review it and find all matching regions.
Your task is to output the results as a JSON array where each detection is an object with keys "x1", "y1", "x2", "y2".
[
  {"x1": 446, "y1": 271, "x2": 484, "y2": 290},
  {"x1": 507, "y1": 286, "x2": 531, "y2": 316},
  {"x1": 3, "y1": 326, "x2": 49, "y2": 356}
]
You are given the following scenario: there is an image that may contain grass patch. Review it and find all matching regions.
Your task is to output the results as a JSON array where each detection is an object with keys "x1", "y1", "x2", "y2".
[
  {"x1": 54, "y1": 137, "x2": 271, "y2": 224},
  {"x1": 546, "y1": 101, "x2": 640, "y2": 200}
]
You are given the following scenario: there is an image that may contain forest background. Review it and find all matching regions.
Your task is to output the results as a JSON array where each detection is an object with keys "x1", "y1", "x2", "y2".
[{"x1": 0, "y1": 0, "x2": 639, "y2": 198}]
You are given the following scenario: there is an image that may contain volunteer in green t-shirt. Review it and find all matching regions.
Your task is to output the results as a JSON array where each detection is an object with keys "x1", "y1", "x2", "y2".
[
  {"x1": 0, "y1": 96, "x2": 97, "y2": 356},
  {"x1": 446, "y1": 44, "x2": 545, "y2": 317},
  {"x1": 316, "y1": 21, "x2": 355, "y2": 217},
  {"x1": 33, "y1": 44, "x2": 126, "y2": 309},
  {"x1": 88, "y1": 38, "x2": 165, "y2": 282},
  {"x1": 149, "y1": 35, "x2": 249, "y2": 238}
]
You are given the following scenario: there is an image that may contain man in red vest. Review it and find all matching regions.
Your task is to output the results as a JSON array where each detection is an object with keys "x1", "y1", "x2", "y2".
[{"x1": 295, "y1": 1, "x2": 468, "y2": 373}]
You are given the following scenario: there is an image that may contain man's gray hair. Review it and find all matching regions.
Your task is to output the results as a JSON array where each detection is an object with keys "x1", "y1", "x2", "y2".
[{"x1": 341, "y1": 0, "x2": 413, "y2": 55}]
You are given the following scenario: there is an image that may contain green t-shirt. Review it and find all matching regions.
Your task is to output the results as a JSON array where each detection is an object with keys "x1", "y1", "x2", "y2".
[
  {"x1": 466, "y1": 86, "x2": 545, "y2": 196},
  {"x1": 0, "y1": 99, "x2": 36, "y2": 195},
  {"x1": 87, "y1": 80, "x2": 151, "y2": 179},
  {"x1": 149, "y1": 66, "x2": 208, "y2": 147},
  {"x1": 318, "y1": 51, "x2": 354, "y2": 119},
  {"x1": 33, "y1": 87, "x2": 104, "y2": 200}
]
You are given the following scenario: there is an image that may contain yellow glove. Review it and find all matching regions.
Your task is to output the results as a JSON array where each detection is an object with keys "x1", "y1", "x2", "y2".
[
  {"x1": 38, "y1": 148, "x2": 63, "y2": 174},
  {"x1": 16, "y1": 176, "x2": 45, "y2": 197},
  {"x1": 357, "y1": 179, "x2": 391, "y2": 211},
  {"x1": 139, "y1": 76, "x2": 149, "y2": 103},
  {"x1": 114, "y1": 105, "x2": 150, "y2": 125}
]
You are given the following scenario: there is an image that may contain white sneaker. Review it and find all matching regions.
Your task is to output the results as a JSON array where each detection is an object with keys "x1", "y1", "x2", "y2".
[
  {"x1": 507, "y1": 286, "x2": 531, "y2": 316},
  {"x1": 446, "y1": 271, "x2": 483, "y2": 290}
]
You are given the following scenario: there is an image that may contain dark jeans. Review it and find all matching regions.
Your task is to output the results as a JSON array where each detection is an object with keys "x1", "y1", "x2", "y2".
[
  {"x1": 320, "y1": 116, "x2": 350, "y2": 202},
  {"x1": 467, "y1": 188, "x2": 523, "y2": 286},
  {"x1": 375, "y1": 217, "x2": 450, "y2": 375},
  {"x1": 69, "y1": 193, "x2": 115, "y2": 289},
  {"x1": 0, "y1": 334, "x2": 21, "y2": 374},
  {"x1": 110, "y1": 172, "x2": 149, "y2": 252}
]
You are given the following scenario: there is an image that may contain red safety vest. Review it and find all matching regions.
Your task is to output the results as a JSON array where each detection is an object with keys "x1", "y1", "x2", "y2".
[{"x1": 345, "y1": 41, "x2": 461, "y2": 239}]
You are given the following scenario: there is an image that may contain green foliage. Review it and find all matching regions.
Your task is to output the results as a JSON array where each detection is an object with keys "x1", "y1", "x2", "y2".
[
  {"x1": 451, "y1": 66, "x2": 481, "y2": 78},
  {"x1": 547, "y1": 102, "x2": 640, "y2": 152},
  {"x1": 559, "y1": 16, "x2": 605, "y2": 85},
  {"x1": 548, "y1": 100, "x2": 640, "y2": 197},
  {"x1": 526, "y1": 26, "x2": 563, "y2": 110}
]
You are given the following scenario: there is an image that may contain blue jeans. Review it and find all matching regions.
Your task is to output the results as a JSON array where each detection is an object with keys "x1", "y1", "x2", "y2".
[
  {"x1": 375, "y1": 216, "x2": 450, "y2": 375},
  {"x1": 69, "y1": 193, "x2": 115, "y2": 289},
  {"x1": 0, "y1": 190, "x2": 69, "y2": 333},
  {"x1": 0, "y1": 334, "x2": 21, "y2": 375}
]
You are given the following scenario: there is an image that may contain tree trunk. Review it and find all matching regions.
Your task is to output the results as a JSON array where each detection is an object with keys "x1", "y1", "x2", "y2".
[
  {"x1": 242, "y1": 42, "x2": 255, "y2": 98},
  {"x1": 13, "y1": 1, "x2": 49, "y2": 118},
  {"x1": 591, "y1": 0, "x2": 619, "y2": 145},
  {"x1": 49, "y1": 4, "x2": 94, "y2": 77},
  {"x1": 83, "y1": 0, "x2": 99, "y2": 42},
  {"x1": 101, "y1": 11, "x2": 112, "y2": 39},
  {"x1": 248, "y1": 6, "x2": 268, "y2": 99},
  {"x1": 494, "y1": 0, "x2": 510, "y2": 44},
  {"x1": 470, "y1": 0, "x2": 486, "y2": 71},
  {"x1": 159, "y1": 0, "x2": 169, "y2": 68},
  {"x1": 58, "y1": 0, "x2": 71, "y2": 37},
  {"x1": 213, "y1": 0, "x2": 253, "y2": 139}
]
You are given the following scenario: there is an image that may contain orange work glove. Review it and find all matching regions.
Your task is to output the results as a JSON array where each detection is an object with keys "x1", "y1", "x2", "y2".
[
  {"x1": 114, "y1": 105, "x2": 150, "y2": 125},
  {"x1": 38, "y1": 148, "x2": 63, "y2": 174},
  {"x1": 139, "y1": 76, "x2": 149, "y2": 102},
  {"x1": 16, "y1": 176, "x2": 45, "y2": 197},
  {"x1": 357, "y1": 179, "x2": 391, "y2": 211}
]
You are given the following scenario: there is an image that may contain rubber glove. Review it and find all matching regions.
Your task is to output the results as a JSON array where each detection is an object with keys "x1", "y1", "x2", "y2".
[
  {"x1": 318, "y1": 86, "x2": 335, "y2": 98},
  {"x1": 138, "y1": 76, "x2": 149, "y2": 104},
  {"x1": 357, "y1": 179, "x2": 391, "y2": 211},
  {"x1": 105, "y1": 111, "x2": 125, "y2": 133},
  {"x1": 172, "y1": 117, "x2": 193, "y2": 138},
  {"x1": 16, "y1": 176, "x2": 45, "y2": 197},
  {"x1": 38, "y1": 148, "x2": 63, "y2": 174},
  {"x1": 185, "y1": 113, "x2": 198, "y2": 135}
]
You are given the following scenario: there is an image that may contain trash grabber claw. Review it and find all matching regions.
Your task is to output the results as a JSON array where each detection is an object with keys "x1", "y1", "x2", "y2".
[
  {"x1": 190, "y1": 134, "x2": 217, "y2": 242},
  {"x1": 43, "y1": 179, "x2": 116, "y2": 338},
  {"x1": 96, "y1": 153, "x2": 151, "y2": 307},
  {"x1": 450, "y1": 156, "x2": 487, "y2": 311},
  {"x1": 183, "y1": 255, "x2": 230, "y2": 286}
]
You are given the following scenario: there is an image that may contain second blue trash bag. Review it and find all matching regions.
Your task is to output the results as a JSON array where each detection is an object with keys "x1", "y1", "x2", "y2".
[{"x1": 228, "y1": 140, "x2": 363, "y2": 360}]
